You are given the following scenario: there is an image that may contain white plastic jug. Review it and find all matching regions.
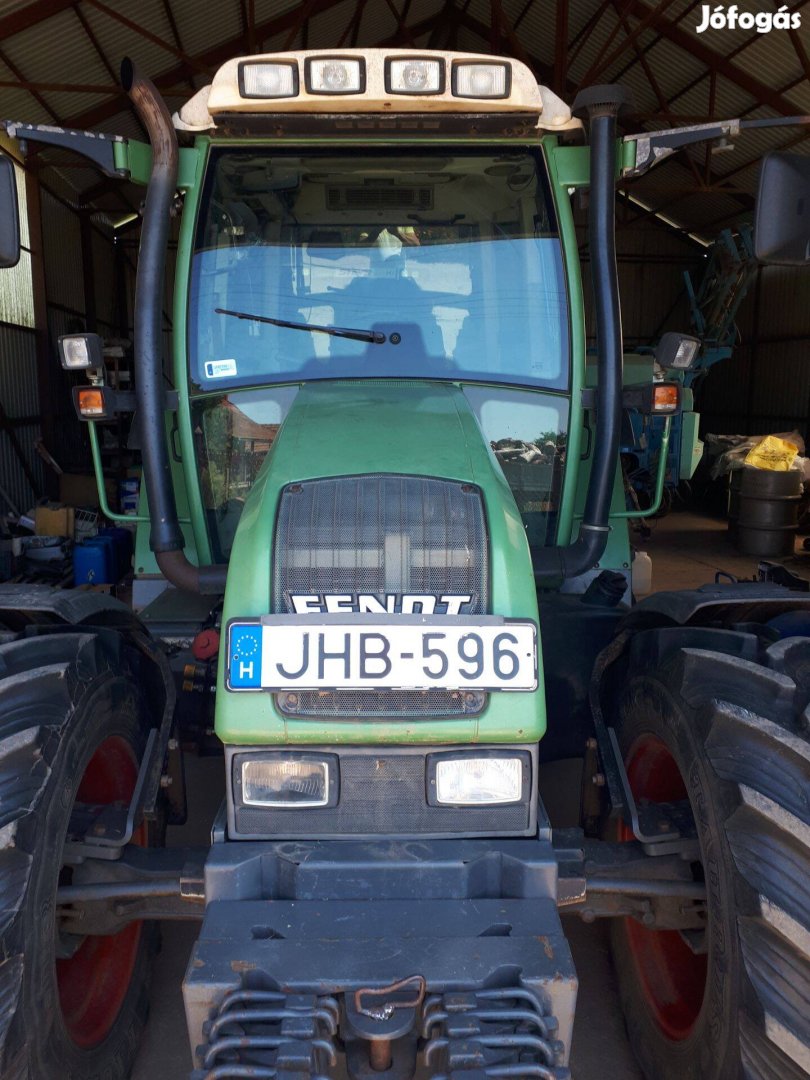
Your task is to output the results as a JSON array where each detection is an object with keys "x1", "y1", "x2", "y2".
[{"x1": 632, "y1": 551, "x2": 653, "y2": 597}]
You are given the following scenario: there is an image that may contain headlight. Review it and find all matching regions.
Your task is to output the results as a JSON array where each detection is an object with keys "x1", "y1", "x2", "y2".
[
  {"x1": 431, "y1": 753, "x2": 526, "y2": 805},
  {"x1": 59, "y1": 332, "x2": 105, "y2": 371},
  {"x1": 386, "y1": 57, "x2": 444, "y2": 94},
  {"x1": 452, "y1": 62, "x2": 510, "y2": 99},
  {"x1": 239, "y1": 61, "x2": 298, "y2": 99},
  {"x1": 306, "y1": 57, "x2": 364, "y2": 95},
  {"x1": 241, "y1": 756, "x2": 334, "y2": 807}
]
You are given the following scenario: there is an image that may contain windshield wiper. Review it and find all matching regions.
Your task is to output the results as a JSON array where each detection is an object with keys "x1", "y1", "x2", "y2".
[{"x1": 216, "y1": 307, "x2": 386, "y2": 345}]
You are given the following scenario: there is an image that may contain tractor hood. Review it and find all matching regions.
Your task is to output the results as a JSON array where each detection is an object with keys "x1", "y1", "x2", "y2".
[
  {"x1": 215, "y1": 380, "x2": 545, "y2": 745},
  {"x1": 250, "y1": 380, "x2": 493, "y2": 481}
]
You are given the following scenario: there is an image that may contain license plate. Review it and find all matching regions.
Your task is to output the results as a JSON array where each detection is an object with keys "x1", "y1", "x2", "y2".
[{"x1": 226, "y1": 615, "x2": 537, "y2": 692}]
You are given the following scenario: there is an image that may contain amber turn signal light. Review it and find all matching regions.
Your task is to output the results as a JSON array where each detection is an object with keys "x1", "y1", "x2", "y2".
[
  {"x1": 652, "y1": 384, "x2": 680, "y2": 412},
  {"x1": 72, "y1": 386, "x2": 111, "y2": 420}
]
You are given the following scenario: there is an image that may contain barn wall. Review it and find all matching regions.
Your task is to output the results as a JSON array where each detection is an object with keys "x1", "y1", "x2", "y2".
[
  {"x1": 578, "y1": 209, "x2": 704, "y2": 349},
  {"x1": 40, "y1": 188, "x2": 125, "y2": 478},
  {"x1": 698, "y1": 263, "x2": 810, "y2": 442},
  {"x1": 0, "y1": 323, "x2": 44, "y2": 515},
  {"x1": 0, "y1": 164, "x2": 123, "y2": 514}
]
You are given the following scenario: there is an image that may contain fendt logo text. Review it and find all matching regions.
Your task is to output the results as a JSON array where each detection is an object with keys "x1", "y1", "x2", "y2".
[{"x1": 696, "y1": 4, "x2": 801, "y2": 32}]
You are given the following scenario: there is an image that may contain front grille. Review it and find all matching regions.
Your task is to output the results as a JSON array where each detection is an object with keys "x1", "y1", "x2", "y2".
[
  {"x1": 280, "y1": 687, "x2": 484, "y2": 718},
  {"x1": 273, "y1": 475, "x2": 488, "y2": 718},
  {"x1": 229, "y1": 747, "x2": 535, "y2": 839}
]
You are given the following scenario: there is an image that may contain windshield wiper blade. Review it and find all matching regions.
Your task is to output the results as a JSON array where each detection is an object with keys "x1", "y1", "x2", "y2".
[{"x1": 216, "y1": 307, "x2": 386, "y2": 345}]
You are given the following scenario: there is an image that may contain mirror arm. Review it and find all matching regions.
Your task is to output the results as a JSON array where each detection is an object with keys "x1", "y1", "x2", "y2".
[
  {"x1": 624, "y1": 115, "x2": 810, "y2": 178},
  {"x1": 1, "y1": 120, "x2": 128, "y2": 178},
  {"x1": 624, "y1": 120, "x2": 740, "y2": 177}
]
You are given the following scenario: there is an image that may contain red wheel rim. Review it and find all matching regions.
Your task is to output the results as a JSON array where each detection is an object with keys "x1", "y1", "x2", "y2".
[
  {"x1": 56, "y1": 736, "x2": 145, "y2": 1048},
  {"x1": 620, "y1": 734, "x2": 707, "y2": 1041}
]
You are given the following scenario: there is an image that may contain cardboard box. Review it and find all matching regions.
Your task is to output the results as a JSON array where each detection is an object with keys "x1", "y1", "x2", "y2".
[
  {"x1": 59, "y1": 473, "x2": 117, "y2": 509},
  {"x1": 34, "y1": 502, "x2": 75, "y2": 538}
]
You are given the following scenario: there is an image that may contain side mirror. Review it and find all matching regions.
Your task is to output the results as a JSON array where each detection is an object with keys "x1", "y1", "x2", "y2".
[
  {"x1": 754, "y1": 152, "x2": 810, "y2": 265},
  {"x1": 0, "y1": 154, "x2": 20, "y2": 269}
]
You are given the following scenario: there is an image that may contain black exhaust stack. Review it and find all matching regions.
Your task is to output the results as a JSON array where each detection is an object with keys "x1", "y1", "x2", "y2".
[
  {"x1": 122, "y1": 59, "x2": 225, "y2": 594},
  {"x1": 534, "y1": 84, "x2": 632, "y2": 585}
]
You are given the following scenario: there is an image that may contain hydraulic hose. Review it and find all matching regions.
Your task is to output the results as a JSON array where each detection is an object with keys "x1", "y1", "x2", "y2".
[
  {"x1": 534, "y1": 85, "x2": 631, "y2": 585},
  {"x1": 122, "y1": 59, "x2": 226, "y2": 594}
]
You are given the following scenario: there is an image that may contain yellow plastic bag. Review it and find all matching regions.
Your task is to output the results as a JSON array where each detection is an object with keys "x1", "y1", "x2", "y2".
[{"x1": 744, "y1": 435, "x2": 800, "y2": 472}]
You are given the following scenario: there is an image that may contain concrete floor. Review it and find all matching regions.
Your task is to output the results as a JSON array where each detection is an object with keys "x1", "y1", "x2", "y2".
[
  {"x1": 132, "y1": 510, "x2": 810, "y2": 1080},
  {"x1": 633, "y1": 504, "x2": 808, "y2": 592}
]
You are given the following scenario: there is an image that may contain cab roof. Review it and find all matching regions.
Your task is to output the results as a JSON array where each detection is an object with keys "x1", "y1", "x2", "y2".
[{"x1": 173, "y1": 48, "x2": 580, "y2": 135}]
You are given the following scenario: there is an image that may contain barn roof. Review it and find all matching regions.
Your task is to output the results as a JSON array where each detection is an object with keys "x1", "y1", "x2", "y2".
[{"x1": 0, "y1": 0, "x2": 807, "y2": 240}]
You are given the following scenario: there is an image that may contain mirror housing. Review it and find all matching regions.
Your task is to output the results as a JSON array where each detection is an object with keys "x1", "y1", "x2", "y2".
[
  {"x1": 755, "y1": 152, "x2": 810, "y2": 265},
  {"x1": 0, "y1": 154, "x2": 20, "y2": 269}
]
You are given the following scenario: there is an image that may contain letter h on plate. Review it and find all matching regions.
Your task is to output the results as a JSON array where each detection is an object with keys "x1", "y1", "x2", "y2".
[{"x1": 230, "y1": 625, "x2": 263, "y2": 688}]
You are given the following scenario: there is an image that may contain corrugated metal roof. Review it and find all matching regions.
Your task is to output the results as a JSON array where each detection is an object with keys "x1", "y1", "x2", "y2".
[
  {"x1": 3, "y1": 7, "x2": 109, "y2": 86},
  {"x1": 78, "y1": 0, "x2": 182, "y2": 95},
  {"x1": 0, "y1": 0, "x2": 806, "y2": 234},
  {"x1": 166, "y1": 0, "x2": 243, "y2": 58},
  {"x1": 0, "y1": 0, "x2": 32, "y2": 15}
]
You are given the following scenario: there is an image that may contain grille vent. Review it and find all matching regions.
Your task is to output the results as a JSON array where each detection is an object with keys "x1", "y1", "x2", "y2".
[{"x1": 326, "y1": 186, "x2": 433, "y2": 210}]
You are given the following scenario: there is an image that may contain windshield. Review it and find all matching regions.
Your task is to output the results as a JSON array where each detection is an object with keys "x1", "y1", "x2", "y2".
[
  {"x1": 189, "y1": 149, "x2": 569, "y2": 391},
  {"x1": 193, "y1": 385, "x2": 567, "y2": 561}
]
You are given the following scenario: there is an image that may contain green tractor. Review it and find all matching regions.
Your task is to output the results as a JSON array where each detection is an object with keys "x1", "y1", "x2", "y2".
[{"x1": 0, "y1": 47, "x2": 808, "y2": 1080}]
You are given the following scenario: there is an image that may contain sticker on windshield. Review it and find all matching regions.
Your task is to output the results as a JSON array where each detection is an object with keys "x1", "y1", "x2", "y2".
[{"x1": 205, "y1": 358, "x2": 238, "y2": 379}]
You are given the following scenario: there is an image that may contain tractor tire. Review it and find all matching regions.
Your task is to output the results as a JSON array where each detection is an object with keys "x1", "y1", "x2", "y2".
[
  {"x1": 0, "y1": 632, "x2": 161, "y2": 1080},
  {"x1": 609, "y1": 633, "x2": 810, "y2": 1080}
]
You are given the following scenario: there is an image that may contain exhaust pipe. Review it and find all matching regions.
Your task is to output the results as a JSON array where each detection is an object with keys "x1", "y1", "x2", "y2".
[
  {"x1": 534, "y1": 85, "x2": 632, "y2": 585},
  {"x1": 122, "y1": 59, "x2": 226, "y2": 595}
]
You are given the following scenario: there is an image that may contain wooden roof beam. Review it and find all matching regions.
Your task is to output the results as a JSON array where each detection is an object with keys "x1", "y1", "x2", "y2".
[
  {"x1": 0, "y1": 46, "x2": 63, "y2": 124},
  {"x1": 456, "y1": 11, "x2": 555, "y2": 82},
  {"x1": 0, "y1": 0, "x2": 77, "y2": 41},
  {"x1": 73, "y1": 3, "x2": 118, "y2": 84},
  {"x1": 579, "y1": 0, "x2": 680, "y2": 86},
  {"x1": 159, "y1": 0, "x2": 196, "y2": 91},
  {"x1": 337, "y1": 0, "x2": 368, "y2": 48},
  {"x1": 621, "y1": 0, "x2": 808, "y2": 115},
  {"x1": 553, "y1": 0, "x2": 568, "y2": 95},
  {"x1": 280, "y1": 0, "x2": 323, "y2": 51},
  {"x1": 82, "y1": 0, "x2": 213, "y2": 75},
  {"x1": 489, "y1": 0, "x2": 533, "y2": 68},
  {"x1": 383, "y1": 0, "x2": 417, "y2": 46},
  {"x1": 60, "y1": 0, "x2": 355, "y2": 131}
]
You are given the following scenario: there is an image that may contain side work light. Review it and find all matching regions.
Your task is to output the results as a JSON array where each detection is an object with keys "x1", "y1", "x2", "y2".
[
  {"x1": 58, "y1": 332, "x2": 105, "y2": 372},
  {"x1": 655, "y1": 331, "x2": 701, "y2": 371}
]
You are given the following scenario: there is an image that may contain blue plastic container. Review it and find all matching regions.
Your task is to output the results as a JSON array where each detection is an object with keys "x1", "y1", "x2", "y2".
[
  {"x1": 73, "y1": 539, "x2": 114, "y2": 585},
  {"x1": 98, "y1": 526, "x2": 133, "y2": 580}
]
